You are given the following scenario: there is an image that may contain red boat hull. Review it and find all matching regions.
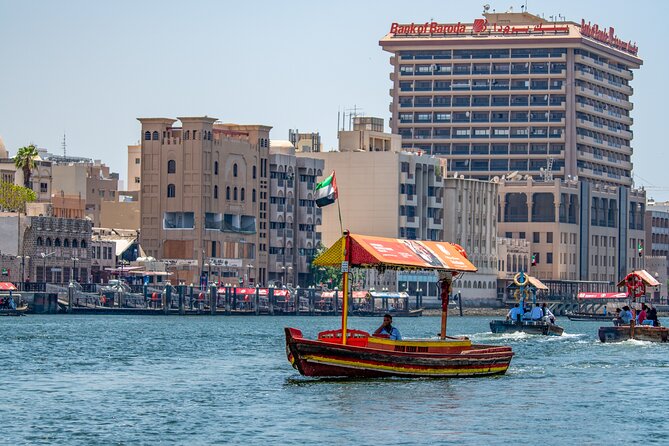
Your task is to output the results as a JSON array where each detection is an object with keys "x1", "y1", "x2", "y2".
[{"x1": 285, "y1": 327, "x2": 513, "y2": 378}]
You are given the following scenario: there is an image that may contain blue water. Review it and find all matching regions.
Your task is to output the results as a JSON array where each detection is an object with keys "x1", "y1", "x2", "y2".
[{"x1": 2, "y1": 315, "x2": 668, "y2": 445}]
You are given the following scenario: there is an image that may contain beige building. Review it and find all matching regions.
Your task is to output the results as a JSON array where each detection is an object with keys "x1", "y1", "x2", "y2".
[
  {"x1": 443, "y1": 176, "x2": 499, "y2": 305},
  {"x1": 268, "y1": 141, "x2": 324, "y2": 286},
  {"x1": 289, "y1": 130, "x2": 321, "y2": 153},
  {"x1": 50, "y1": 160, "x2": 119, "y2": 226},
  {"x1": 127, "y1": 144, "x2": 142, "y2": 192},
  {"x1": 497, "y1": 176, "x2": 645, "y2": 283},
  {"x1": 138, "y1": 116, "x2": 270, "y2": 285},
  {"x1": 51, "y1": 192, "x2": 85, "y2": 219},
  {"x1": 337, "y1": 117, "x2": 402, "y2": 153},
  {"x1": 100, "y1": 200, "x2": 140, "y2": 230}
]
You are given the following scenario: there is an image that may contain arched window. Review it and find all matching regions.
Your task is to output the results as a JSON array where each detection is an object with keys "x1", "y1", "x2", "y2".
[
  {"x1": 226, "y1": 187, "x2": 230, "y2": 200},
  {"x1": 233, "y1": 163, "x2": 238, "y2": 177},
  {"x1": 207, "y1": 131, "x2": 212, "y2": 140},
  {"x1": 234, "y1": 187, "x2": 238, "y2": 200},
  {"x1": 167, "y1": 160, "x2": 176, "y2": 174},
  {"x1": 55, "y1": 238, "x2": 61, "y2": 247},
  {"x1": 72, "y1": 239, "x2": 78, "y2": 248},
  {"x1": 193, "y1": 130, "x2": 198, "y2": 140},
  {"x1": 144, "y1": 131, "x2": 151, "y2": 141},
  {"x1": 185, "y1": 130, "x2": 190, "y2": 140},
  {"x1": 252, "y1": 189, "x2": 256, "y2": 203},
  {"x1": 241, "y1": 188, "x2": 245, "y2": 201},
  {"x1": 37, "y1": 237, "x2": 43, "y2": 246},
  {"x1": 81, "y1": 240, "x2": 87, "y2": 248},
  {"x1": 46, "y1": 237, "x2": 52, "y2": 246},
  {"x1": 167, "y1": 184, "x2": 176, "y2": 198},
  {"x1": 64, "y1": 239, "x2": 70, "y2": 247},
  {"x1": 214, "y1": 185, "x2": 218, "y2": 199},
  {"x1": 214, "y1": 161, "x2": 219, "y2": 175},
  {"x1": 253, "y1": 166, "x2": 257, "y2": 179},
  {"x1": 152, "y1": 131, "x2": 159, "y2": 140}
]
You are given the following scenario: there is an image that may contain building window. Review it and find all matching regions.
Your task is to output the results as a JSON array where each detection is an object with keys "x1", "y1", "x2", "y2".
[
  {"x1": 226, "y1": 187, "x2": 230, "y2": 200},
  {"x1": 134, "y1": 177, "x2": 140, "y2": 184},
  {"x1": 167, "y1": 184, "x2": 176, "y2": 198},
  {"x1": 241, "y1": 188, "x2": 245, "y2": 201},
  {"x1": 185, "y1": 130, "x2": 190, "y2": 140},
  {"x1": 214, "y1": 185, "x2": 218, "y2": 199},
  {"x1": 46, "y1": 237, "x2": 52, "y2": 246},
  {"x1": 167, "y1": 160, "x2": 176, "y2": 174},
  {"x1": 144, "y1": 131, "x2": 151, "y2": 141},
  {"x1": 253, "y1": 166, "x2": 257, "y2": 179},
  {"x1": 72, "y1": 239, "x2": 78, "y2": 248},
  {"x1": 55, "y1": 238, "x2": 61, "y2": 247},
  {"x1": 252, "y1": 189, "x2": 256, "y2": 203},
  {"x1": 37, "y1": 237, "x2": 43, "y2": 246},
  {"x1": 63, "y1": 239, "x2": 70, "y2": 247},
  {"x1": 234, "y1": 187, "x2": 238, "y2": 200},
  {"x1": 152, "y1": 131, "x2": 159, "y2": 140},
  {"x1": 135, "y1": 158, "x2": 140, "y2": 164},
  {"x1": 233, "y1": 163, "x2": 238, "y2": 177},
  {"x1": 214, "y1": 161, "x2": 219, "y2": 175},
  {"x1": 40, "y1": 183, "x2": 48, "y2": 193},
  {"x1": 81, "y1": 240, "x2": 87, "y2": 248}
]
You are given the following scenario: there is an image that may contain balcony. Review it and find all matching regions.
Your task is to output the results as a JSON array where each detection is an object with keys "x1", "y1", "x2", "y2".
[{"x1": 577, "y1": 85, "x2": 633, "y2": 111}]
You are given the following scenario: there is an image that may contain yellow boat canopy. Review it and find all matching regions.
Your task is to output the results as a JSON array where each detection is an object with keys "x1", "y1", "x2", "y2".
[{"x1": 313, "y1": 233, "x2": 477, "y2": 273}]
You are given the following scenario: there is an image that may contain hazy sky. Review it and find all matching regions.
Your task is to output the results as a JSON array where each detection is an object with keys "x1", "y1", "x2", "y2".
[{"x1": 1, "y1": 0, "x2": 667, "y2": 200}]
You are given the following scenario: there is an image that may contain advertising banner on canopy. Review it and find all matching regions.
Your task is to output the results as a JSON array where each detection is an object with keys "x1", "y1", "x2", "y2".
[{"x1": 577, "y1": 292, "x2": 628, "y2": 300}]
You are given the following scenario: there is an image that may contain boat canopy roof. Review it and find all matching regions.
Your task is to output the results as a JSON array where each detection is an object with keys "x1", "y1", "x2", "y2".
[
  {"x1": 616, "y1": 270, "x2": 660, "y2": 288},
  {"x1": 0, "y1": 282, "x2": 17, "y2": 291},
  {"x1": 506, "y1": 274, "x2": 549, "y2": 291},
  {"x1": 313, "y1": 233, "x2": 477, "y2": 273}
]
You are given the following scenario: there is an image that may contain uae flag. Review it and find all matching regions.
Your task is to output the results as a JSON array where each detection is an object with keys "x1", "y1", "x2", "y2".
[{"x1": 315, "y1": 171, "x2": 338, "y2": 208}]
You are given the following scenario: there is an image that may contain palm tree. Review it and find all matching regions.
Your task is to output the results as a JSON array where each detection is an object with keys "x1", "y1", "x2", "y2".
[{"x1": 13, "y1": 144, "x2": 39, "y2": 189}]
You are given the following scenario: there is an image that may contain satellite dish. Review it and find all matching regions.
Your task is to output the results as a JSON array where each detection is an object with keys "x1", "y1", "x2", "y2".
[
  {"x1": 453, "y1": 172, "x2": 459, "y2": 178},
  {"x1": 483, "y1": 4, "x2": 490, "y2": 12},
  {"x1": 492, "y1": 176, "x2": 500, "y2": 183},
  {"x1": 573, "y1": 176, "x2": 578, "y2": 182},
  {"x1": 507, "y1": 170, "x2": 519, "y2": 180}
]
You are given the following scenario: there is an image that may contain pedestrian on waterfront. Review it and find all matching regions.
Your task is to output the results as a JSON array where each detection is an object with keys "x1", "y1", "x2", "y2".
[
  {"x1": 530, "y1": 303, "x2": 544, "y2": 321},
  {"x1": 373, "y1": 313, "x2": 402, "y2": 340}
]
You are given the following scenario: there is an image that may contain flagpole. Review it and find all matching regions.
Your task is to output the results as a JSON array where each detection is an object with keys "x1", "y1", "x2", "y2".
[
  {"x1": 337, "y1": 198, "x2": 343, "y2": 236},
  {"x1": 341, "y1": 230, "x2": 350, "y2": 345}
]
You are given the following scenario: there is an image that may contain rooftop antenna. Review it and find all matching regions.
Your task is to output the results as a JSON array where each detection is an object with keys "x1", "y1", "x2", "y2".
[{"x1": 62, "y1": 133, "x2": 67, "y2": 157}]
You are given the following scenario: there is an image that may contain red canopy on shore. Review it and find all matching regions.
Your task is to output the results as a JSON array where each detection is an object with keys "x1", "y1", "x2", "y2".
[{"x1": 0, "y1": 282, "x2": 17, "y2": 291}]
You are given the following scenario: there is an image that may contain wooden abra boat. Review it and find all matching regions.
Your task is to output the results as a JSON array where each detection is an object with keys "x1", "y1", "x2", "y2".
[
  {"x1": 285, "y1": 232, "x2": 514, "y2": 378},
  {"x1": 490, "y1": 319, "x2": 564, "y2": 336},
  {"x1": 286, "y1": 327, "x2": 513, "y2": 378},
  {"x1": 567, "y1": 312, "x2": 614, "y2": 322},
  {"x1": 0, "y1": 305, "x2": 28, "y2": 317},
  {"x1": 599, "y1": 323, "x2": 668, "y2": 343}
]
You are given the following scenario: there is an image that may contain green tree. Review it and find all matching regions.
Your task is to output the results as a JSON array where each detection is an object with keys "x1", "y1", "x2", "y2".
[
  {"x1": 311, "y1": 243, "x2": 343, "y2": 289},
  {"x1": 13, "y1": 144, "x2": 39, "y2": 189},
  {"x1": 0, "y1": 181, "x2": 37, "y2": 212}
]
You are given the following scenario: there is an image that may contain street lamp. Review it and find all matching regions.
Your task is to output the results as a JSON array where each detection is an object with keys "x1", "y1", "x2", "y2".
[
  {"x1": 40, "y1": 251, "x2": 55, "y2": 283},
  {"x1": 71, "y1": 257, "x2": 79, "y2": 283},
  {"x1": 247, "y1": 264, "x2": 253, "y2": 286},
  {"x1": 288, "y1": 265, "x2": 293, "y2": 286},
  {"x1": 16, "y1": 255, "x2": 30, "y2": 284},
  {"x1": 281, "y1": 265, "x2": 286, "y2": 286}
]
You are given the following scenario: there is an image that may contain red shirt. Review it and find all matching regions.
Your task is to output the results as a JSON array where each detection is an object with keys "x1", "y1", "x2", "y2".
[{"x1": 638, "y1": 309, "x2": 647, "y2": 324}]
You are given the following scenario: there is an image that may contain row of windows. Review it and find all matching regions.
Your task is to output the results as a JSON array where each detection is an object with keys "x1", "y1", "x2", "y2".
[
  {"x1": 448, "y1": 158, "x2": 565, "y2": 172},
  {"x1": 403, "y1": 142, "x2": 564, "y2": 156},
  {"x1": 575, "y1": 63, "x2": 629, "y2": 88},
  {"x1": 399, "y1": 62, "x2": 566, "y2": 76},
  {"x1": 166, "y1": 184, "x2": 256, "y2": 202},
  {"x1": 399, "y1": 110, "x2": 565, "y2": 124},
  {"x1": 399, "y1": 126, "x2": 564, "y2": 139},
  {"x1": 167, "y1": 160, "x2": 254, "y2": 178},
  {"x1": 398, "y1": 48, "x2": 567, "y2": 60},
  {"x1": 399, "y1": 78, "x2": 564, "y2": 92},
  {"x1": 576, "y1": 79, "x2": 629, "y2": 104},
  {"x1": 576, "y1": 127, "x2": 629, "y2": 149},
  {"x1": 398, "y1": 94, "x2": 566, "y2": 108},
  {"x1": 36, "y1": 237, "x2": 88, "y2": 248}
]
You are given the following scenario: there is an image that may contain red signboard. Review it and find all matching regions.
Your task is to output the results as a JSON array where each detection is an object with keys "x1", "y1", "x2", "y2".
[
  {"x1": 389, "y1": 19, "x2": 569, "y2": 37},
  {"x1": 580, "y1": 19, "x2": 638, "y2": 56}
]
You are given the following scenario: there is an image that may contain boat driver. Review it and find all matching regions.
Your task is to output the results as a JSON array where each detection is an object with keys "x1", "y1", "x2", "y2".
[{"x1": 373, "y1": 314, "x2": 402, "y2": 340}]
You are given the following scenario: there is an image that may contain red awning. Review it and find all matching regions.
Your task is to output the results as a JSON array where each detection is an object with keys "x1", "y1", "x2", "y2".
[
  {"x1": 577, "y1": 292, "x2": 628, "y2": 300},
  {"x1": 313, "y1": 233, "x2": 477, "y2": 272},
  {"x1": 0, "y1": 282, "x2": 18, "y2": 291}
]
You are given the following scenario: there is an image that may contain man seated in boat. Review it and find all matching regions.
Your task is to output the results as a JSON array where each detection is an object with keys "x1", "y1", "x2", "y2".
[
  {"x1": 614, "y1": 306, "x2": 633, "y2": 326},
  {"x1": 506, "y1": 304, "x2": 522, "y2": 323},
  {"x1": 373, "y1": 314, "x2": 402, "y2": 340},
  {"x1": 647, "y1": 306, "x2": 660, "y2": 327},
  {"x1": 530, "y1": 303, "x2": 544, "y2": 321},
  {"x1": 541, "y1": 303, "x2": 556, "y2": 324}
]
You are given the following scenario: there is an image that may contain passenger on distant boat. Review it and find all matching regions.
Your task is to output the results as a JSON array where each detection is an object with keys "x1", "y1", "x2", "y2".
[
  {"x1": 542, "y1": 303, "x2": 556, "y2": 324},
  {"x1": 647, "y1": 306, "x2": 660, "y2": 327},
  {"x1": 530, "y1": 303, "x2": 544, "y2": 321},
  {"x1": 636, "y1": 304, "x2": 648, "y2": 325},
  {"x1": 373, "y1": 314, "x2": 402, "y2": 340},
  {"x1": 615, "y1": 306, "x2": 633, "y2": 326},
  {"x1": 506, "y1": 304, "x2": 522, "y2": 323}
]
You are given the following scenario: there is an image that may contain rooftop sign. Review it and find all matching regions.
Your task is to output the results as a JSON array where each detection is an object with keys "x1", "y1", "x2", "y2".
[
  {"x1": 389, "y1": 19, "x2": 569, "y2": 37},
  {"x1": 580, "y1": 19, "x2": 638, "y2": 56}
]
